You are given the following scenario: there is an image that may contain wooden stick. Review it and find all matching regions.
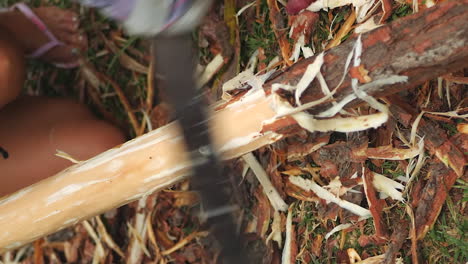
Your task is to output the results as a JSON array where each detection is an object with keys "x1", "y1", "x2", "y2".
[
  {"x1": 0, "y1": 91, "x2": 279, "y2": 253},
  {"x1": 1, "y1": 0, "x2": 467, "y2": 252}
]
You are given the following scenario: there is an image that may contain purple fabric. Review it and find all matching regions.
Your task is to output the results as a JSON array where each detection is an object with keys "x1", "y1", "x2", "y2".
[
  {"x1": 161, "y1": 0, "x2": 193, "y2": 31},
  {"x1": 79, "y1": 0, "x2": 136, "y2": 21},
  {"x1": 80, "y1": 0, "x2": 195, "y2": 32}
]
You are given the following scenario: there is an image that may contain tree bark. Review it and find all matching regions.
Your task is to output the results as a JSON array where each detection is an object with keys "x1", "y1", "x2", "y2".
[
  {"x1": 265, "y1": 0, "x2": 468, "y2": 113},
  {"x1": 0, "y1": 0, "x2": 467, "y2": 253}
]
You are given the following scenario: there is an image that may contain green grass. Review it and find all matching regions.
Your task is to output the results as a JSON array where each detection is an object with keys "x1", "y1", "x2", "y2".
[
  {"x1": 439, "y1": 122, "x2": 458, "y2": 137},
  {"x1": 453, "y1": 179, "x2": 468, "y2": 203},
  {"x1": 422, "y1": 212, "x2": 468, "y2": 263},
  {"x1": 381, "y1": 160, "x2": 406, "y2": 179},
  {"x1": 366, "y1": 160, "x2": 405, "y2": 179},
  {"x1": 391, "y1": 3, "x2": 413, "y2": 21},
  {"x1": 238, "y1": 0, "x2": 278, "y2": 67},
  {"x1": 420, "y1": 180, "x2": 468, "y2": 263}
]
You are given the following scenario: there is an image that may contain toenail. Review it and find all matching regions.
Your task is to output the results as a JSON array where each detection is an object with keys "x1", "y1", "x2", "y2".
[
  {"x1": 72, "y1": 16, "x2": 78, "y2": 22},
  {"x1": 79, "y1": 35, "x2": 84, "y2": 41},
  {"x1": 71, "y1": 48, "x2": 80, "y2": 55}
]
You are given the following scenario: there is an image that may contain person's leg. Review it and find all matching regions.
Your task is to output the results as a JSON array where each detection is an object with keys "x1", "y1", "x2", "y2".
[
  {"x1": 0, "y1": 28, "x2": 25, "y2": 108},
  {"x1": 0, "y1": 6, "x2": 123, "y2": 197},
  {"x1": 0, "y1": 96, "x2": 125, "y2": 197},
  {"x1": 0, "y1": 4, "x2": 86, "y2": 107}
]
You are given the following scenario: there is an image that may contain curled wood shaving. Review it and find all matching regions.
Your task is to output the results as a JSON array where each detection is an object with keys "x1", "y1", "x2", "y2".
[
  {"x1": 426, "y1": 110, "x2": 468, "y2": 119},
  {"x1": 355, "y1": 254, "x2": 385, "y2": 263},
  {"x1": 355, "y1": 15, "x2": 383, "y2": 34},
  {"x1": 324, "y1": 223, "x2": 354, "y2": 240},
  {"x1": 272, "y1": 53, "x2": 325, "y2": 106},
  {"x1": 318, "y1": 35, "x2": 406, "y2": 119},
  {"x1": 242, "y1": 153, "x2": 288, "y2": 212},
  {"x1": 295, "y1": 53, "x2": 325, "y2": 105},
  {"x1": 306, "y1": 0, "x2": 378, "y2": 23},
  {"x1": 128, "y1": 197, "x2": 152, "y2": 264},
  {"x1": 405, "y1": 137, "x2": 426, "y2": 191},
  {"x1": 290, "y1": 35, "x2": 306, "y2": 62},
  {"x1": 274, "y1": 93, "x2": 388, "y2": 133},
  {"x1": 294, "y1": 110, "x2": 388, "y2": 133},
  {"x1": 372, "y1": 172, "x2": 404, "y2": 201},
  {"x1": 268, "y1": 210, "x2": 283, "y2": 247},
  {"x1": 222, "y1": 70, "x2": 273, "y2": 101},
  {"x1": 281, "y1": 205, "x2": 293, "y2": 264},
  {"x1": 289, "y1": 176, "x2": 371, "y2": 217},
  {"x1": 197, "y1": 54, "x2": 225, "y2": 88},
  {"x1": 410, "y1": 111, "x2": 425, "y2": 146}
]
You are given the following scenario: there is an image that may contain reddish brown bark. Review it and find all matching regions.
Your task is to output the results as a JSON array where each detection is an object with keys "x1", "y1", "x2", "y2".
[
  {"x1": 389, "y1": 96, "x2": 466, "y2": 177},
  {"x1": 412, "y1": 161, "x2": 458, "y2": 239},
  {"x1": 286, "y1": 132, "x2": 330, "y2": 161},
  {"x1": 263, "y1": 0, "x2": 468, "y2": 113},
  {"x1": 383, "y1": 220, "x2": 409, "y2": 264},
  {"x1": 363, "y1": 168, "x2": 389, "y2": 239}
]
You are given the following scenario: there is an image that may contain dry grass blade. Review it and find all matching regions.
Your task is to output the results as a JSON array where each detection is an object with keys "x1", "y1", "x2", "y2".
[
  {"x1": 161, "y1": 231, "x2": 209, "y2": 255},
  {"x1": 80, "y1": 60, "x2": 125, "y2": 127},
  {"x1": 145, "y1": 213, "x2": 162, "y2": 260},
  {"x1": 326, "y1": 11, "x2": 356, "y2": 49},
  {"x1": 95, "y1": 216, "x2": 124, "y2": 258},
  {"x1": 55, "y1": 150, "x2": 81, "y2": 164},
  {"x1": 98, "y1": 32, "x2": 149, "y2": 74},
  {"x1": 126, "y1": 221, "x2": 151, "y2": 258},
  {"x1": 98, "y1": 73, "x2": 140, "y2": 134},
  {"x1": 267, "y1": 0, "x2": 293, "y2": 66},
  {"x1": 405, "y1": 205, "x2": 419, "y2": 264},
  {"x1": 82, "y1": 220, "x2": 106, "y2": 264}
]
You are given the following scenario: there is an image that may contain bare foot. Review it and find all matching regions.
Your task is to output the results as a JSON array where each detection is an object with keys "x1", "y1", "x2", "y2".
[{"x1": 0, "y1": 6, "x2": 87, "y2": 65}]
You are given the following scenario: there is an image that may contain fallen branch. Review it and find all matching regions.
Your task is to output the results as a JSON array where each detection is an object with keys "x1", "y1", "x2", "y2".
[
  {"x1": 265, "y1": 0, "x2": 468, "y2": 113},
  {"x1": 0, "y1": 0, "x2": 467, "y2": 252}
]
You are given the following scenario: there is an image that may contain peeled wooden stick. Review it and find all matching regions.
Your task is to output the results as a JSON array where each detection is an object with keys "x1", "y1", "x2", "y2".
[{"x1": 0, "y1": 90, "x2": 281, "y2": 253}]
